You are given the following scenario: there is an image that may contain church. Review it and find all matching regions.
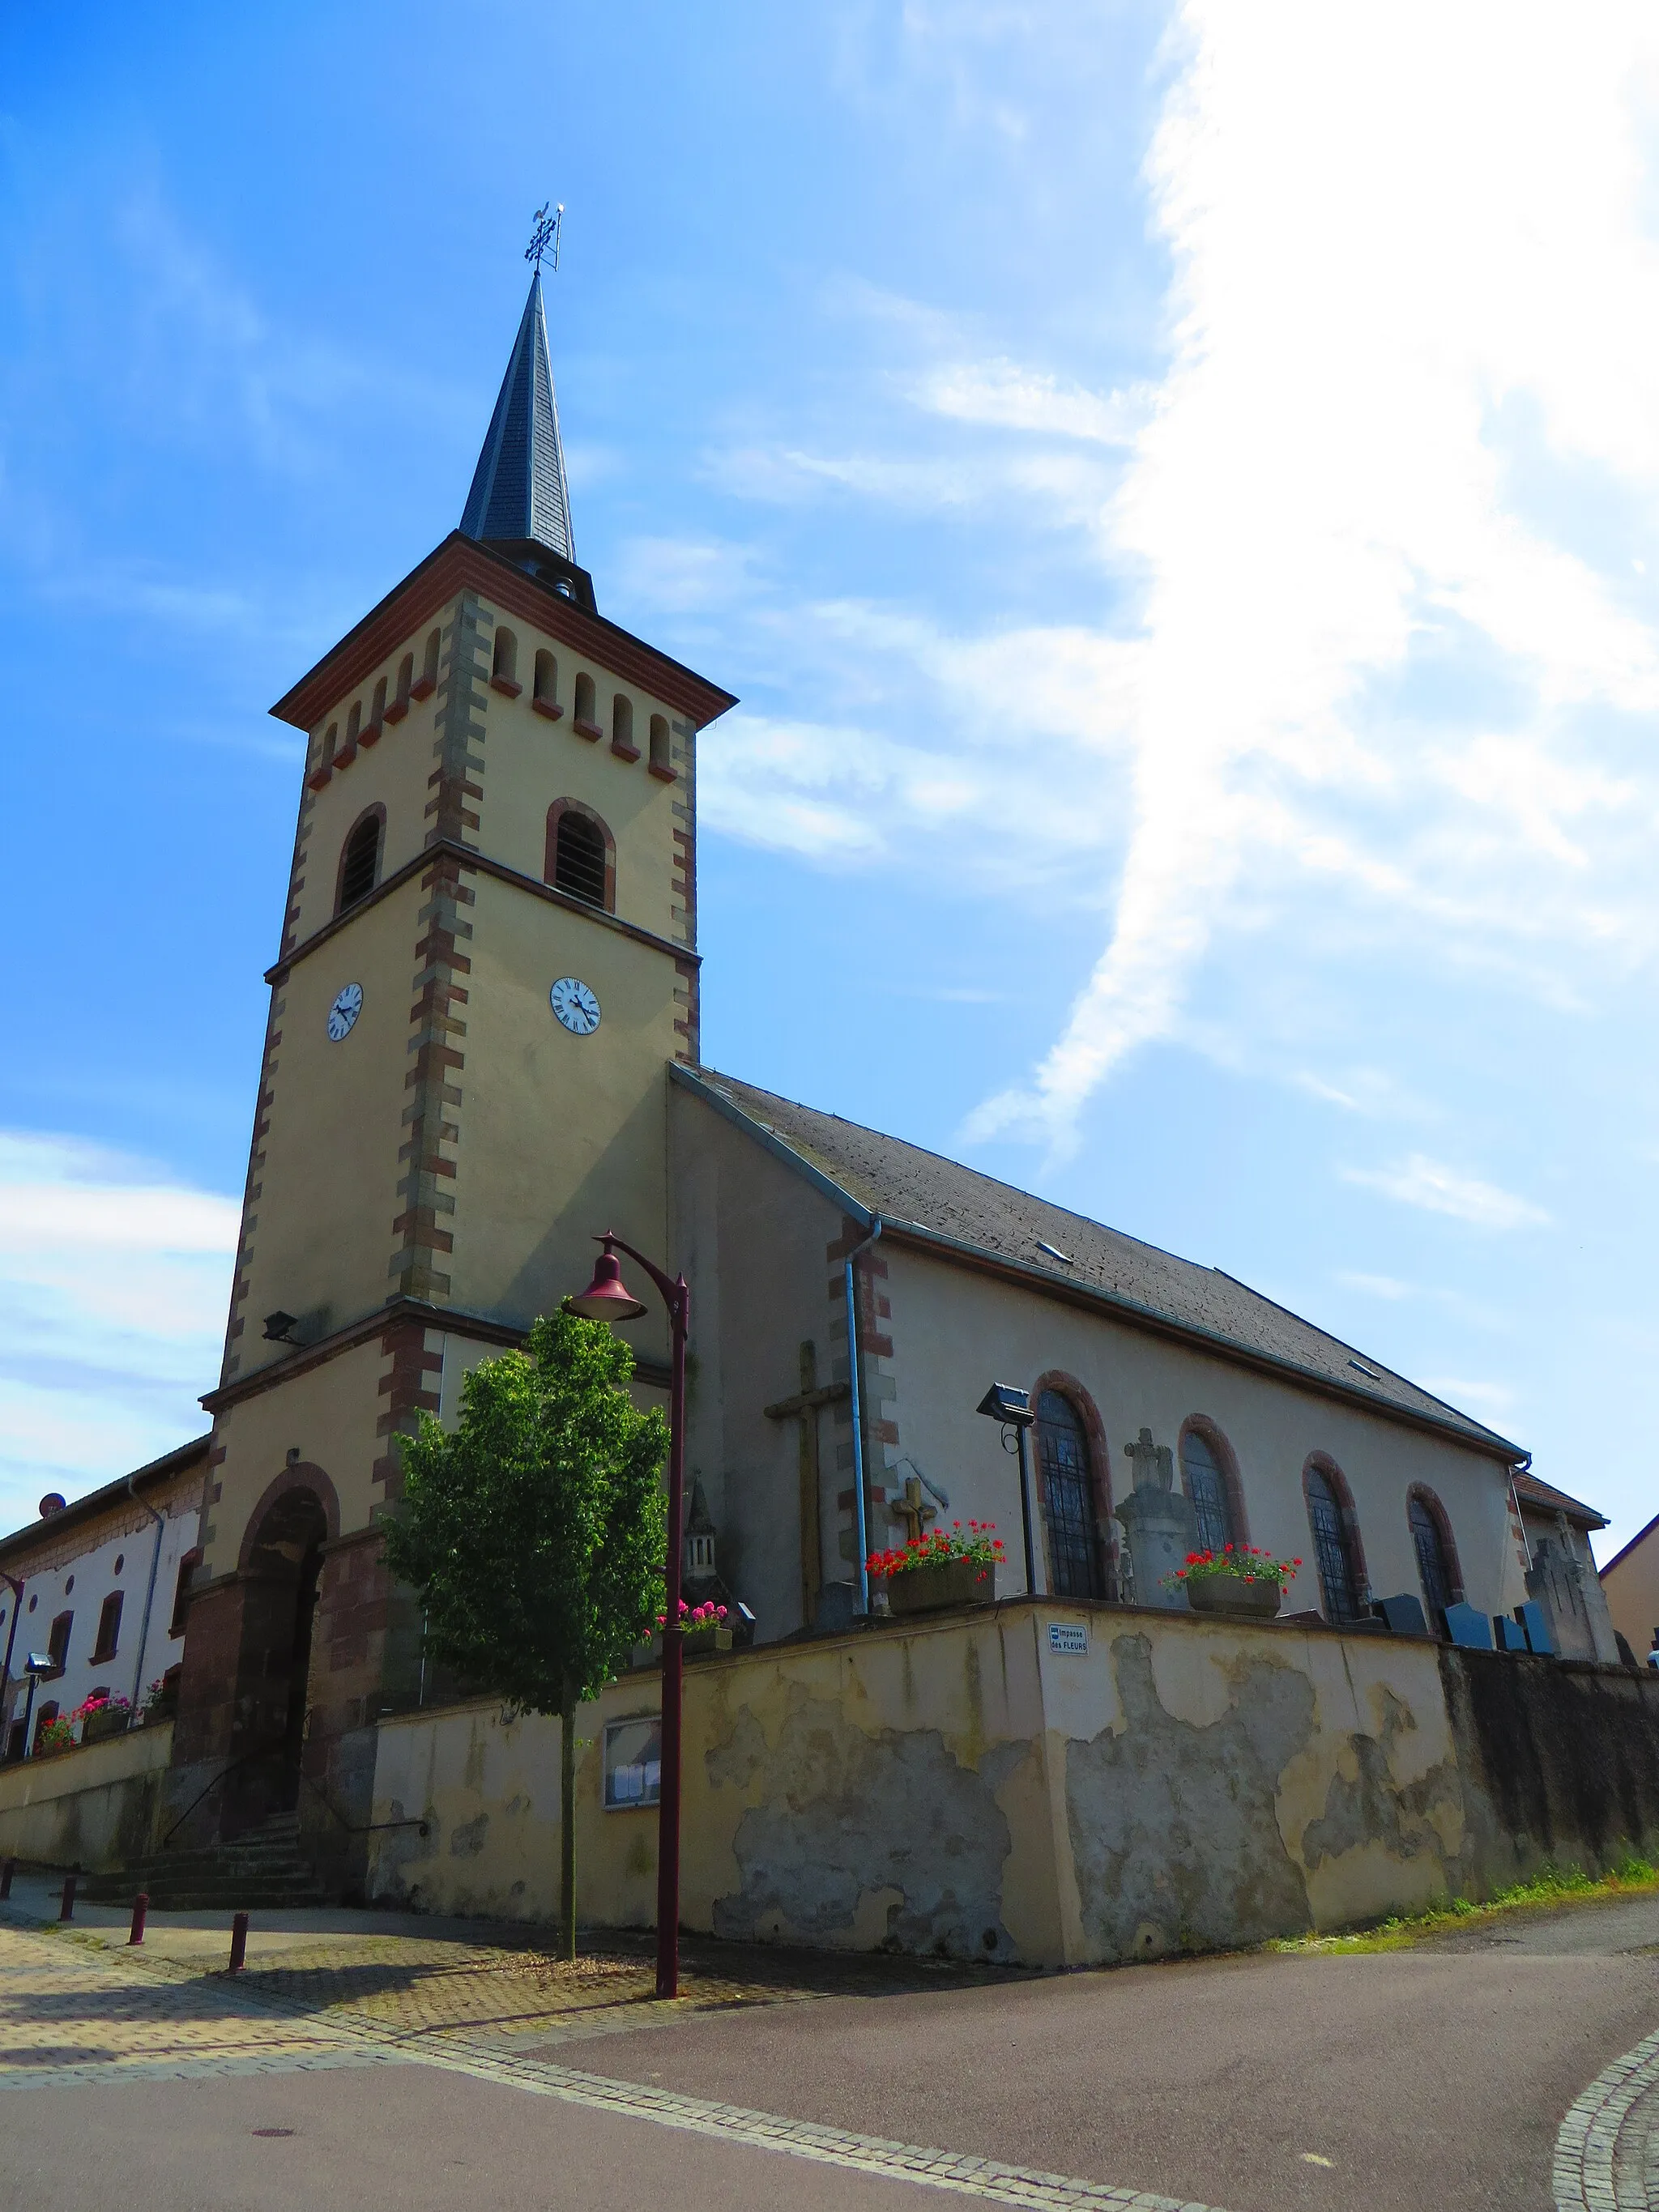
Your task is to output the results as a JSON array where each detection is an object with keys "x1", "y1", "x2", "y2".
[{"x1": 151, "y1": 256, "x2": 1568, "y2": 1851}]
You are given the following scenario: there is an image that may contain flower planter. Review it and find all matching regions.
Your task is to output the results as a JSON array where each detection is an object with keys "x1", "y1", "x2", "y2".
[
  {"x1": 883, "y1": 1559, "x2": 998, "y2": 1617},
  {"x1": 682, "y1": 1625, "x2": 734, "y2": 1658},
  {"x1": 81, "y1": 1708, "x2": 131, "y2": 1744},
  {"x1": 1184, "y1": 1575, "x2": 1283, "y2": 1621}
]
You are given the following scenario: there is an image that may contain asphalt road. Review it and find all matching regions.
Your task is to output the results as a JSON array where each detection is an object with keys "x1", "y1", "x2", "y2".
[{"x1": 3, "y1": 1893, "x2": 1656, "y2": 2212}]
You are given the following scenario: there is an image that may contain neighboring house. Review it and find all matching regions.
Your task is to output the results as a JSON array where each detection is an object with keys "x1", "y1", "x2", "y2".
[
  {"x1": 1601, "y1": 1511, "x2": 1659, "y2": 1666},
  {"x1": 1513, "y1": 1469, "x2": 1620, "y2": 1665},
  {"x1": 0, "y1": 1438, "x2": 207, "y2": 1760}
]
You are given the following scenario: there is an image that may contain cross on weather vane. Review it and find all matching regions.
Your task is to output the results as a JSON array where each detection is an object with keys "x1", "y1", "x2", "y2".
[{"x1": 526, "y1": 202, "x2": 564, "y2": 273}]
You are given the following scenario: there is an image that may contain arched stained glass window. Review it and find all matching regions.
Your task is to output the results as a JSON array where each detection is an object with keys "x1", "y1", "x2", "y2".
[
  {"x1": 1037, "y1": 1391, "x2": 1103, "y2": 1600},
  {"x1": 1410, "y1": 1494, "x2": 1454, "y2": 1620},
  {"x1": 1181, "y1": 1428, "x2": 1235, "y2": 1556},
  {"x1": 1306, "y1": 1465, "x2": 1360, "y2": 1623}
]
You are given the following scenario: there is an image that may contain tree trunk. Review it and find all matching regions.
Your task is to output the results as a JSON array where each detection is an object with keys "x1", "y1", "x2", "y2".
[{"x1": 560, "y1": 1677, "x2": 577, "y2": 1963}]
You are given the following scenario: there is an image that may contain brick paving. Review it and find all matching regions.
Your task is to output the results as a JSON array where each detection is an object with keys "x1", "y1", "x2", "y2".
[{"x1": 1554, "y1": 2022, "x2": 1659, "y2": 2212}]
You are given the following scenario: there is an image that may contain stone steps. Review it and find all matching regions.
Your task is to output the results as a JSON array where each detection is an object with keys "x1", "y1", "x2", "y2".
[{"x1": 81, "y1": 1808, "x2": 333, "y2": 1911}]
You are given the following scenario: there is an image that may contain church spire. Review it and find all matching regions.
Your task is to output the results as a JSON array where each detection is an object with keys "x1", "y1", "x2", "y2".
[{"x1": 460, "y1": 266, "x2": 576, "y2": 565}]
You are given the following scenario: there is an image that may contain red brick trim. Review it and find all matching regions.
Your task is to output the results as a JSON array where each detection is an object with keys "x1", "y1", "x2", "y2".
[
  {"x1": 531, "y1": 697, "x2": 565, "y2": 722},
  {"x1": 573, "y1": 718, "x2": 603, "y2": 743},
  {"x1": 235, "y1": 1462, "x2": 342, "y2": 1572},
  {"x1": 611, "y1": 738, "x2": 641, "y2": 763},
  {"x1": 489, "y1": 676, "x2": 522, "y2": 698},
  {"x1": 271, "y1": 533, "x2": 737, "y2": 734},
  {"x1": 649, "y1": 761, "x2": 678, "y2": 783},
  {"x1": 1176, "y1": 1413, "x2": 1252, "y2": 1549},
  {"x1": 545, "y1": 798, "x2": 617, "y2": 913}
]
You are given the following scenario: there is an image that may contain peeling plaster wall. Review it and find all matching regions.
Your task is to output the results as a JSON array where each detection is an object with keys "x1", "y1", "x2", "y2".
[{"x1": 365, "y1": 1603, "x2": 1659, "y2": 1967}]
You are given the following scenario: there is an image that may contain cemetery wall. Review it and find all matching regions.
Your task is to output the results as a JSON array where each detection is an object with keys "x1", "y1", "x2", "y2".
[
  {"x1": 365, "y1": 1601, "x2": 1659, "y2": 1964},
  {"x1": 0, "y1": 1720, "x2": 173, "y2": 1872}
]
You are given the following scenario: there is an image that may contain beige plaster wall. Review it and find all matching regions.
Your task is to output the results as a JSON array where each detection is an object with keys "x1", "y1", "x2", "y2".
[
  {"x1": 443, "y1": 875, "x2": 680, "y2": 1347},
  {"x1": 363, "y1": 1604, "x2": 1505, "y2": 1967},
  {"x1": 0, "y1": 1720, "x2": 173, "y2": 1870},
  {"x1": 202, "y1": 1336, "x2": 388, "y2": 1574},
  {"x1": 874, "y1": 1243, "x2": 1520, "y2": 1625},
  {"x1": 1601, "y1": 1528, "x2": 1659, "y2": 1662},
  {"x1": 236, "y1": 880, "x2": 424, "y2": 1361},
  {"x1": 289, "y1": 605, "x2": 457, "y2": 948}
]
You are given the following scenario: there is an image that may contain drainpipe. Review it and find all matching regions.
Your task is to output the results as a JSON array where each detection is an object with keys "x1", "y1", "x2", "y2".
[
  {"x1": 0, "y1": 1573, "x2": 21, "y2": 1756},
  {"x1": 126, "y1": 1476, "x2": 168, "y2": 1720},
  {"x1": 843, "y1": 1217, "x2": 884, "y2": 1616}
]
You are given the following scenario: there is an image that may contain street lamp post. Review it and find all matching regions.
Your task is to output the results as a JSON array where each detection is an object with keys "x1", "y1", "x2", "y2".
[
  {"x1": 568, "y1": 1232, "x2": 689, "y2": 2001},
  {"x1": 976, "y1": 1384, "x2": 1038, "y2": 1596}
]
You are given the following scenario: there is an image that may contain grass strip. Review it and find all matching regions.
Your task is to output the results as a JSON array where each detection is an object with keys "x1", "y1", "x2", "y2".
[{"x1": 1271, "y1": 1855, "x2": 1659, "y2": 1954}]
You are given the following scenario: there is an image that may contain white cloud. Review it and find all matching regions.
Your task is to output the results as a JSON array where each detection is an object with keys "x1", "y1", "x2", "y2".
[
  {"x1": 1341, "y1": 1153, "x2": 1550, "y2": 1231},
  {"x1": 1335, "y1": 1270, "x2": 1414, "y2": 1302},
  {"x1": 916, "y1": 360, "x2": 1147, "y2": 445},
  {"x1": 957, "y1": 2, "x2": 1659, "y2": 1149},
  {"x1": 0, "y1": 1132, "x2": 237, "y2": 1531}
]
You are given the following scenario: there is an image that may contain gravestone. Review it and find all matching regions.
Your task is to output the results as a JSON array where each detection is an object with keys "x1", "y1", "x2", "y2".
[
  {"x1": 1493, "y1": 1615, "x2": 1529, "y2": 1652},
  {"x1": 1516, "y1": 1600, "x2": 1555, "y2": 1656},
  {"x1": 1114, "y1": 1428, "x2": 1199, "y2": 1610},
  {"x1": 1443, "y1": 1600, "x2": 1494, "y2": 1651},
  {"x1": 1371, "y1": 1592, "x2": 1430, "y2": 1637}
]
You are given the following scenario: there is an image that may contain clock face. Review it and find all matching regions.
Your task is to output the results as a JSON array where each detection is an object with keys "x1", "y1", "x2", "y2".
[
  {"x1": 326, "y1": 982, "x2": 364, "y2": 1042},
  {"x1": 550, "y1": 976, "x2": 601, "y2": 1035}
]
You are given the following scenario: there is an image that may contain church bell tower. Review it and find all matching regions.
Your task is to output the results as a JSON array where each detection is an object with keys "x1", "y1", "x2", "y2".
[{"x1": 170, "y1": 258, "x2": 736, "y2": 1855}]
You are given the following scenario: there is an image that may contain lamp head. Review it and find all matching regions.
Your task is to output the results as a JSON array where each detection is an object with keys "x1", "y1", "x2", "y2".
[
  {"x1": 567, "y1": 1240, "x2": 648, "y2": 1323},
  {"x1": 976, "y1": 1383, "x2": 1034, "y2": 1428}
]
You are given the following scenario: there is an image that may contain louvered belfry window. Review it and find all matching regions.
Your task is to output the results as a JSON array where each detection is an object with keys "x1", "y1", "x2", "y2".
[
  {"x1": 554, "y1": 812, "x2": 607, "y2": 907},
  {"x1": 339, "y1": 815, "x2": 381, "y2": 914},
  {"x1": 1038, "y1": 1391, "x2": 1104, "y2": 1599}
]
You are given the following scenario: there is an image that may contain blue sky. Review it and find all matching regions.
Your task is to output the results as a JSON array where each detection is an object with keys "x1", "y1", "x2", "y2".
[{"x1": 4, "y1": 3, "x2": 1658, "y2": 1562}]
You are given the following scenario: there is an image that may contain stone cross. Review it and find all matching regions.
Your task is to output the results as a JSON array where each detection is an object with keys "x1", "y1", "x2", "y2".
[
  {"x1": 765, "y1": 1341, "x2": 851, "y2": 1626},
  {"x1": 1123, "y1": 1426, "x2": 1175, "y2": 1494},
  {"x1": 889, "y1": 1473, "x2": 937, "y2": 1547}
]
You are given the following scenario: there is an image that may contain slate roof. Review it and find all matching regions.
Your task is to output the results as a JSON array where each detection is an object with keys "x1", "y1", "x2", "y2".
[
  {"x1": 675, "y1": 1066, "x2": 1525, "y2": 1463},
  {"x1": 1514, "y1": 1468, "x2": 1607, "y2": 1531},
  {"x1": 461, "y1": 270, "x2": 575, "y2": 564}
]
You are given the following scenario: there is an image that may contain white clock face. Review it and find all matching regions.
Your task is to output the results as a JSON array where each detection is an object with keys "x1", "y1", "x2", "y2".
[
  {"x1": 326, "y1": 982, "x2": 364, "y2": 1042},
  {"x1": 550, "y1": 977, "x2": 601, "y2": 1035}
]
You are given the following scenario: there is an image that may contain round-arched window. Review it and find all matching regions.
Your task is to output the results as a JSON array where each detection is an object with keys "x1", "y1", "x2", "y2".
[
  {"x1": 1037, "y1": 1391, "x2": 1103, "y2": 1600},
  {"x1": 1410, "y1": 1494, "x2": 1455, "y2": 1619},
  {"x1": 1180, "y1": 1428, "x2": 1235, "y2": 1555},
  {"x1": 1306, "y1": 1465, "x2": 1360, "y2": 1623}
]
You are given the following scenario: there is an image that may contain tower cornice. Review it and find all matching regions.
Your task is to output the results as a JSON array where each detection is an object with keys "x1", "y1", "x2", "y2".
[
  {"x1": 271, "y1": 532, "x2": 738, "y2": 735},
  {"x1": 262, "y1": 834, "x2": 703, "y2": 987}
]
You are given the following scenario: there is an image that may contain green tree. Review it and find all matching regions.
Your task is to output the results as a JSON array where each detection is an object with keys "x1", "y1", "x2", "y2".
[{"x1": 384, "y1": 1307, "x2": 667, "y2": 1958}]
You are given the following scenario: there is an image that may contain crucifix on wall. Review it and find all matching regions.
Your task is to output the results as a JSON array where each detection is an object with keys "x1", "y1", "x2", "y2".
[
  {"x1": 889, "y1": 1473, "x2": 937, "y2": 1548},
  {"x1": 765, "y1": 1342, "x2": 849, "y2": 1626}
]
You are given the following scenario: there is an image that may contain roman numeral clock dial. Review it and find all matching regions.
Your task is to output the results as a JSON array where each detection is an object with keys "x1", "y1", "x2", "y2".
[{"x1": 550, "y1": 977, "x2": 601, "y2": 1035}]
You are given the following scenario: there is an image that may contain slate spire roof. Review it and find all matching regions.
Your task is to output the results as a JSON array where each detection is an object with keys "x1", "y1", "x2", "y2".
[{"x1": 460, "y1": 269, "x2": 575, "y2": 564}]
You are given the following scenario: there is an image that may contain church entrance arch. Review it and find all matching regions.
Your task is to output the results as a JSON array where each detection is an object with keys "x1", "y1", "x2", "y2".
[{"x1": 227, "y1": 1466, "x2": 338, "y2": 1826}]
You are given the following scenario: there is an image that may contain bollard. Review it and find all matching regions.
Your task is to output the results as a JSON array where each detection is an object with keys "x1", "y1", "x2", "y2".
[
  {"x1": 0, "y1": 1858, "x2": 14, "y2": 1900},
  {"x1": 58, "y1": 1871, "x2": 76, "y2": 1921},
  {"x1": 228, "y1": 1911, "x2": 249, "y2": 1974},
  {"x1": 129, "y1": 1892, "x2": 148, "y2": 1946}
]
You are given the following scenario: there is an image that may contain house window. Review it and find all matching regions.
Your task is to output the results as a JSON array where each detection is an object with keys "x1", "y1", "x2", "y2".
[
  {"x1": 169, "y1": 1549, "x2": 201, "y2": 1636},
  {"x1": 1305, "y1": 1464, "x2": 1361, "y2": 1623},
  {"x1": 1037, "y1": 1391, "x2": 1103, "y2": 1599},
  {"x1": 92, "y1": 1591, "x2": 123, "y2": 1663},
  {"x1": 339, "y1": 812, "x2": 382, "y2": 914},
  {"x1": 573, "y1": 671, "x2": 598, "y2": 732},
  {"x1": 47, "y1": 1611, "x2": 72, "y2": 1673},
  {"x1": 32, "y1": 1701, "x2": 58, "y2": 1753},
  {"x1": 491, "y1": 626, "x2": 519, "y2": 692},
  {"x1": 548, "y1": 806, "x2": 609, "y2": 909},
  {"x1": 1180, "y1": 1426, "x2": 1236, "y2": 1556},
  {"x1": 533, "y1": 650, "x2": 560, "y2": 714},
  {"x1": 648, "y1": 714, "x2": 672, "y2": 777},
  {"x1": 1409, "y1": 1492, "x2": 1458, "y2": 1620}
]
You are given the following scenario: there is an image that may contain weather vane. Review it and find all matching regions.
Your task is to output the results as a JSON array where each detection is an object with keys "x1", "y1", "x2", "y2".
[{"x1": 526, "y1": 202, "x2": 564, "y2": 273}]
